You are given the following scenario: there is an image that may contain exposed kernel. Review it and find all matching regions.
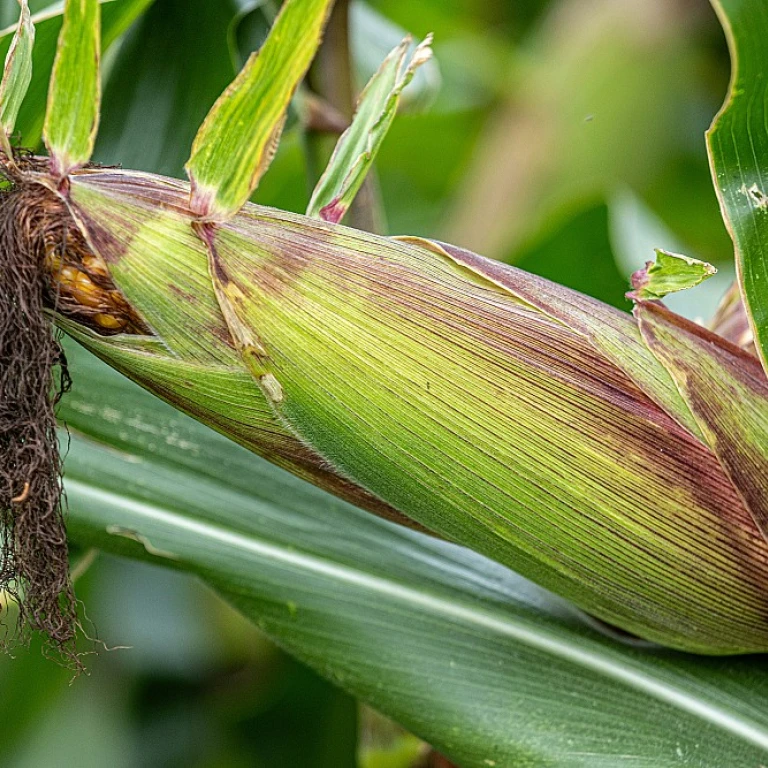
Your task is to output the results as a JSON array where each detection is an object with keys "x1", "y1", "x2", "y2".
[
  {"x1": 81, "y1": 253, "x2": 110, "y2": 279},
  {"x1": 93, "y1": 312, "x2": 125, "y2": 330}
]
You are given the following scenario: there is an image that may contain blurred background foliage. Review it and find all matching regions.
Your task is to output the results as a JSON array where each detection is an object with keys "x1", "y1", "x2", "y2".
[{"x1": 0, "y1": 0, "x2": 737, "y2": 765}]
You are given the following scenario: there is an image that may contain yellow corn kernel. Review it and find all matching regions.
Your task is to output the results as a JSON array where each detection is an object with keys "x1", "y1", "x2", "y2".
[
  {"x1": 71, "y1": 270, "x2": 104, "y2": 308},
  {"x1": 93, "y1": 313, "x2": 124, "y2": 331}
]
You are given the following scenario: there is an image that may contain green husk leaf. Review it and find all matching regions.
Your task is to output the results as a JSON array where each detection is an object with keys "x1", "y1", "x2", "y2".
[
  {"x1": 627, "y1": 248, "x2": 717, "y2": 302},
  {"x1": 185, "y1": 0, "x2": 334, "y2": 221},
  {"x1": 0, "y1": 0, "x2": 34, "y2": 159},
  {"x1": 402, "y1": 237, "x2": 706, "y2": 441},
  {"x1": 636, "y1": 301, "x2": 768, "y2": 543},
  {"x1": 64, "y1": 169, "x2": 416, "y2": 531},
  {"x1": 307, "y1": 34, "x2": 433, "y2": 224},
  {"x1": 707, "y1": 0, "x2": 768, "y2": 373},
  {"x1": 175, "y1": 193, "x2": 767, "y2": 655},
  {"x1": 43, "y1": 0, "x2": 100, "y2": 177}
]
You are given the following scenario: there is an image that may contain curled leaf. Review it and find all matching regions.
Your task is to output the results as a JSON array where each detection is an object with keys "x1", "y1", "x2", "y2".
[{"x1": 307, "y1": 34, "x2": 433, "y2": 223}]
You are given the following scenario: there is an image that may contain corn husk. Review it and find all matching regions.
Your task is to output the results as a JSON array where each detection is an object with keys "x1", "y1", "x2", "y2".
[{"x1": 26, "y1": 165, "x2": 768, "y2": 655}]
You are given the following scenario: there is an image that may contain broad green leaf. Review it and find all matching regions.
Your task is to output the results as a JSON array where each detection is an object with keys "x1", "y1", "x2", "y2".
[
  {"x1": 59, "y1": 342, "x2": 768, "y2": 767},
  {"x1": 185, "y1": 0, "x2": 334, "y2": 221},
  {"x1": 707, "y1": 0, "x2": 768, "y2": 373},
  {"x1": 0, "y1": 0, "x2": 154, "y2": 148},
  {"x1": 636, "y1": 301, "x2": 768, "y2": 543},
  {"x1": 627, "y1": 249, "x2": 717, "y2": 302},
  {"x1": 0, "y1": 0, "x2": 34, "y2": 158},
  {"x1": 43, "y1": 0, "x2": 100, "y2": 176},
  {"x1": 307, "y1": 35, "x2": 432, "y2": 223}
]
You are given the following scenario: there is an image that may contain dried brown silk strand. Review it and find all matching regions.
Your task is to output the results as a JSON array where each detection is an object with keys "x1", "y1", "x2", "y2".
[{"x1": 0, "y1": 171, "x2": 80, "y2": 665}]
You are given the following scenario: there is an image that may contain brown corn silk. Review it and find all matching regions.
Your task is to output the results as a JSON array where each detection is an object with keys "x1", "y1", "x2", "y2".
[{"x1": 0, "y1": 159, "x2": 78, "y2": 661}]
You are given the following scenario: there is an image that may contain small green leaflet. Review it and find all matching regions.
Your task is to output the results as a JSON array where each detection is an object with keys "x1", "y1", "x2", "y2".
[
  {"x1": 627, "y1": 248, "x2": 716, "y2": 302},
  {"x1": 0, "y1": 0, "x2": 34, "y2": 160},
  {"x1": 43, "y1": 0, "x2": 101, "y2": 178},
  {"x1": 307, "y1": 35, "x2": 433, "y2": 223},
  {"x1": 186, "y1": 0, "x2": 334, "y2": 222}
]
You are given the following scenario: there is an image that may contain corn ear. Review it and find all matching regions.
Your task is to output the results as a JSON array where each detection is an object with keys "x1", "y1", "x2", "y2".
[
  {"x1": 8, "y1": 0, "x2": 768, "y2": 657},
  {"x1": 636, "y1": 302, "x2": 768, "y2": 540},
  {"x1": 48, "y1": 167, "x2": 768, "y2": 655}
]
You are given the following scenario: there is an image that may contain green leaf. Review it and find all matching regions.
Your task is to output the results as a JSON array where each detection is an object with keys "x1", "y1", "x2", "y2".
[
  {"x1": 43, "y1": 0, "x2": 100, "y2": 176},
  {"x1": 707, "y1": 0, "x2": 768, "y2": 373},
  {"x1": 185, "y1": 0, "x2": 334, "y2": 221},
  {"x1": 307, "y1": 34, "x2": 432, "y2": 223},
  {"x1": 349, "y1": 1, "x2": 440, "y2": 113},
  {"x1": 0, "y1": 0, "x2": 154, "y2": 149},
  {"x1": 609, "y1": 189, "x2": 735, "y2": 321},
  {"x1": 0, "y1": 0, "x2": 34, "y2": 158},
  {"x1": 627, "y1": 248, "x2": 717, "y2": 302},
  {"x1": 60, "y1": 342, "x2": 768, "y2": 767}
]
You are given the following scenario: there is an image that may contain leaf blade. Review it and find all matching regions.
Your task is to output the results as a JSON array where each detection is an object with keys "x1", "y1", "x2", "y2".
[
  {"x1": 306, "y1": 34, "x2": 433, "y2": 223},
  {"x1": 43, "y1": 0, "x2": 101, "y2": 177},
  {"x1": 60, "y1": 342, "x2": 768, "y2": 767},
  {"x1": 185, "y1": 0, "x2": 334, "y2": 221},
  {"x1": 0, "y1": 0, "x2": 34, "y2": 157},
  {"x1": 707, "y1": 0, "x2": 768, "y2": 373},
  {"x1": 627, "y1": 248, "x2": 717, "y2": 302}
]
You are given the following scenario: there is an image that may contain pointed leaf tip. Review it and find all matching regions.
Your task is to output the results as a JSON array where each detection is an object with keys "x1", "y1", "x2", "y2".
[
  {"x1": 0, "y1": 0, "x2": 34, "y2": 159},
  {"x1": 308, "y1": 33, "x2": 434, "y2": 223},
  {"x1": 43, "y1": 0, "x2": 101, "y2": 178},
  {"x1": 186, "y1": 0, "x2": 335, "y2": 222},
  {"x1": 627, "y1": 248, "x2": 716, "y2": 302}
]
